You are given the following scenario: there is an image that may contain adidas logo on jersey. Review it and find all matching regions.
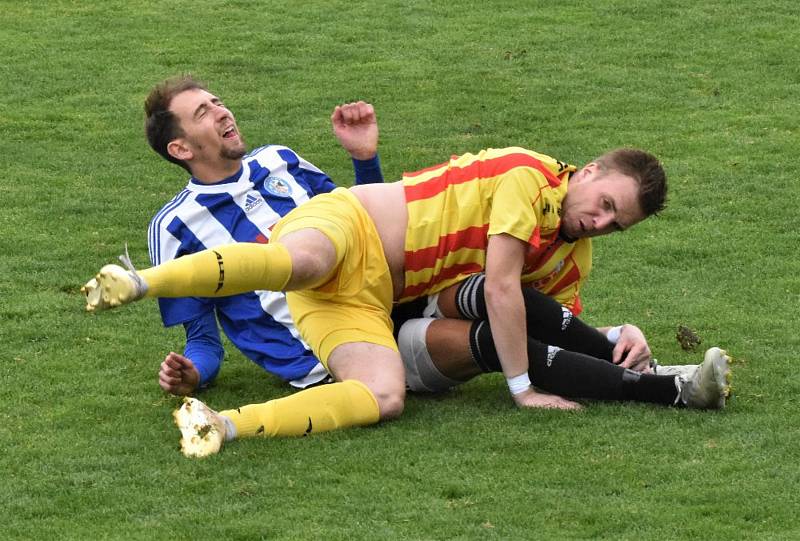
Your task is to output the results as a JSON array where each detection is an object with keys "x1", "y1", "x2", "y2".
[{"x1": 245, "y1": 193, "x2": 262, "y2": 212}]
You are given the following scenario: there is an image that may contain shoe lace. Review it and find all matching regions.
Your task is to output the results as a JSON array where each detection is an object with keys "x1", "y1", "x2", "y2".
[
  {"x1": 118, "y1": 243, "x2": 138, "y2": 273},
  {"x1": 674, "y1": 375, "x2": 685, "y2": 406},
  {"x1": 117, "y1": 243, "x2": 148, "y2": 299},
  {"x1": 654, "y1": 358, "x2": 688, "y2": 406}
]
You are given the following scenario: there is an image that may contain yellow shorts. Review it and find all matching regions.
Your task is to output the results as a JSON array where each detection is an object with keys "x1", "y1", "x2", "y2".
[{"x1": 272, "y1": 188, "x2": 397, "y2": 367}]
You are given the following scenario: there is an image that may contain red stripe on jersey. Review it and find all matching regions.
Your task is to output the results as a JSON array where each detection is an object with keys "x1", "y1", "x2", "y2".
[
  {"x1": 405, "y1": 152, "x2": 562, "y2": 202},
  {"x1": 523, "y1": 236, "x2": 561, "y2": 272},
  {"x1": 405, "y1": 224, "x2": 490, "y2": 272},
  {"x1": 571, "y1": 296, "x2": 583, "y2": 316},
  {"x1": 547, "y1": 256, "x2": 582, "y2": 301},
  {"x1": 401, "y1": 261, "x2": 485, "y2": 300},
  {"x1": 527, "y1": 225, "x2": 541, "y2": 247},
  {"x1": 403, "y1": 159, "x2": 450, "y2": 178}
]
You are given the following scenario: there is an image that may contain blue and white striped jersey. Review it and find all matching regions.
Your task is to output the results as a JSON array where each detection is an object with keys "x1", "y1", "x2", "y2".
[{"x1": 147, "y1": 145, "x2": 382, "y2": 386}]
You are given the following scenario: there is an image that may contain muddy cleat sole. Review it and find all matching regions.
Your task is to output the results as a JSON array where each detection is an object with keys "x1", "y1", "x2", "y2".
[
  {"x1": 82, "y1": 264, "x2": 146, "y2": 312},
  {"x1": 680, "y1": 347, "x2": 732, "y2": 409},
  {"x1": 173, "y1": 397, "x2": 226, "y2": 458},
  {"x1": 81, "y1": 277, "x2": 105, "y2": 311}
]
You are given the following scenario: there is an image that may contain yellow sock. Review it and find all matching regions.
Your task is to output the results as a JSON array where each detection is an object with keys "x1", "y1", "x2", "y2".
[
  {"x1": 140, "y1": 242, "x2": 292, "y2": 298},
  {"x1": 219, "y1": 380, "x2": 381, "y2": 438}
]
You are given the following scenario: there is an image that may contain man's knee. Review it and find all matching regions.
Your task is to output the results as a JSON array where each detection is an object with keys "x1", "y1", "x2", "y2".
[
  {"x1": 327, "y1": 342, "x2": 406, "y2": 420},
  {"x1": 398, "y1": 318, "x2": 466, "y2": 392},
  {"x1": 374, "y1": 387, "x2": 406, "y2": 420},
  {"x1": 277, "y1": 229, "x2": 339, "y2": 289}
]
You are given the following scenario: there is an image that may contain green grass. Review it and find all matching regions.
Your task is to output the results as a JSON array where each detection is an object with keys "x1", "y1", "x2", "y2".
[{"x1": 2, "y1": 0, "x2": 799, "y2": 538}]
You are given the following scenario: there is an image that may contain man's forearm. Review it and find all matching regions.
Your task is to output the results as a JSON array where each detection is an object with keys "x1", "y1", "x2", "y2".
[{"x1": 485, "y1": 282, "x2": 529, "y2": 380}]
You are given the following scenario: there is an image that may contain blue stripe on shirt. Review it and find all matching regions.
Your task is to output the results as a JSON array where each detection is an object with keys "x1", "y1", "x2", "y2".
[
  {"x1": 278, "y1": 148, "x2": 337, "y2": 196},
  {"x1": 194, "y1": 191, "x2": 266, "y2": 244},
  {"x1": 214, "y1": 294, "x2": 320, "y2": 381},
  {"x1": 149, "y1": 188, "x2": 192, "y2": 265},
  {"x1": 158, "y1": 216, "x2": 213, "y2": 326}
]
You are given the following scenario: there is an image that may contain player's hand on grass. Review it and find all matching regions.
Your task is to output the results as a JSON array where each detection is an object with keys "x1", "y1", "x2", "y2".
[
  {"x1": 513, "y1": 387, "x2": 582, "y2": 410},
  {"x1": 331, "y1": 101, "x2": 378, "y2": 160},
  {"x1": 159, "y1": 352, "x2": 200, "y2": 396},
  {"x1": 612, "y1": 324, "x2": 652, "y2": 373}
]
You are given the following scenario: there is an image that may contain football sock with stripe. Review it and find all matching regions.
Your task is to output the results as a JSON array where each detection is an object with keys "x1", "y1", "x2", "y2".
[
  {"x1": 140, "y1": 242, "x2": 293, "y2": 298},
  {"x1": 455, "y1": 274, "x2": 614, "y2": 360},
  {"x1": 219, "y1": 380, "x2": 381, "y2": 438},
  {"x1": 469, "y1": 320, "x2": 679, "y2": 405}
]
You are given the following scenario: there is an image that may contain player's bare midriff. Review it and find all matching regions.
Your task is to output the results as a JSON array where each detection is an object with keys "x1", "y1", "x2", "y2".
[{"x1": 350, "y1": 181, "x2": 408, "y2": 300}]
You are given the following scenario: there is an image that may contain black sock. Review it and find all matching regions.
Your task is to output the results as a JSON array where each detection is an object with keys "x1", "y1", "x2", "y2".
[
  {"x1": 468, "y1": 320, "x2": 497, "y2": 373},
  {"x1": 456, "y1": 274, "x2": 614, "y2": 361},
  {"x1": 521, "y1": 287, "x2": 615, "y2": 361},
  {"x1": 469, "y1": 320, "x2": 679, "y2": 405}
]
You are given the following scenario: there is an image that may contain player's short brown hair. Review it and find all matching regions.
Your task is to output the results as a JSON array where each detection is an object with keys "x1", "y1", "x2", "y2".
[
  {"x1": 144, "y1": 75, "x2": 207, "y2": 173},
  {"x1": 595, "y1": 148, "x2": 667, "y2": 216}
]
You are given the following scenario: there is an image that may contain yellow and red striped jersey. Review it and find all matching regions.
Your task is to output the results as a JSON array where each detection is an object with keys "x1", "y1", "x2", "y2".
[{"x1": 400, "y1": 147, "x2": 591, "y2": 314}]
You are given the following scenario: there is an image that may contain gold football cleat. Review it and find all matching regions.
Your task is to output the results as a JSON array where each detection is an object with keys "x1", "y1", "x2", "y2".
[
  {"x1": 82, "y1": 263, "x2": 146, "y2": 312},
  {"x1": 173, "y1": 397, "x2": 226, "y2": 458}
]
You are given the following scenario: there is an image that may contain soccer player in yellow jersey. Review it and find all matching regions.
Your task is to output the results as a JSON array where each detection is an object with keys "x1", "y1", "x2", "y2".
[
  {"x1": 392, "y1": 146, "x2": 659, "y2": 400},
  {"x1": 393, "y1": 149, "x2": 728, "y2": 404},
  {"x1": 84, "y1": 135, "x2": 729, "y2": 458}
]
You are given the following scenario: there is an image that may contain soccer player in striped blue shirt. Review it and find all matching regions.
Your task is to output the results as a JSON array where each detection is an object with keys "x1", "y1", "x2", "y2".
[{"x1": 144, "y1": 75, "x2": 383, "y2": 396}]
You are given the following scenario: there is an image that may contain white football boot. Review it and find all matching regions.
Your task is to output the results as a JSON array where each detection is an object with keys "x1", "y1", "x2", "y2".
[{"x1": 678, "y1": 347, "x2": 732, "y2": 409}]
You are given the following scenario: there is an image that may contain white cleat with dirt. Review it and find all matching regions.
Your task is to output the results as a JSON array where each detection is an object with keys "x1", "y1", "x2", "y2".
[
  {"x1": 679, "y1": 347, "x2": 732, "y2": 409},
  {"x1": 173, "y1": 397, "x2": 226, "y2": 458}
]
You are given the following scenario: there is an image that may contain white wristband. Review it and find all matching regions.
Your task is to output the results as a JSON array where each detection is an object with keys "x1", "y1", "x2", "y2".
[
  {"x1": 606, "y1": 325, "x2": 624, "y2": 344},
  {"x1": 506, "y1": 373, "x2": 532, "y2": 395}
]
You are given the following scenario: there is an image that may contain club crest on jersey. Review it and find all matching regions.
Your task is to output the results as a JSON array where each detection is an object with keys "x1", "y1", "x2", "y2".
[
  {"x1": 264, "y1": 176, "x2": 292, "y2": 198},
  {"x1": 244, "y1": 192, "x2": 263, "y2": 212}
]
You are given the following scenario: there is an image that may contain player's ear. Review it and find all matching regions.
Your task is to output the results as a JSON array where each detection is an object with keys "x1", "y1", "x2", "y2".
[
  {"x1": 583, "y1": 162, "x2": 600, "y2": 177},
  {"x1": 573, "y1": 162, "x2": 599, "y2": 184},
  {"x1": 167, "y1": 139, "x2": 193, "y2": 162}
]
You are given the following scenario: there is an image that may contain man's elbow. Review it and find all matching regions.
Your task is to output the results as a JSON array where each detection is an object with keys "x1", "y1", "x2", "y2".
[{"x1": 483, "y1": 276, "x2": 519, "y2": 307}]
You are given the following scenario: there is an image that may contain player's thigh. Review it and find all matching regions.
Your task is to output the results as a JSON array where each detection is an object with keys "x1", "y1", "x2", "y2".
[{"x1": 328, "y1": 342, "x2": 406, "y2": 420}]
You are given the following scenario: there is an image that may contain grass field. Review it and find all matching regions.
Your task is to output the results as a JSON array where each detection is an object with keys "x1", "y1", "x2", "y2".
[{"x1": 2, "y1": 0, "x2": 799, "y2": 539}]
